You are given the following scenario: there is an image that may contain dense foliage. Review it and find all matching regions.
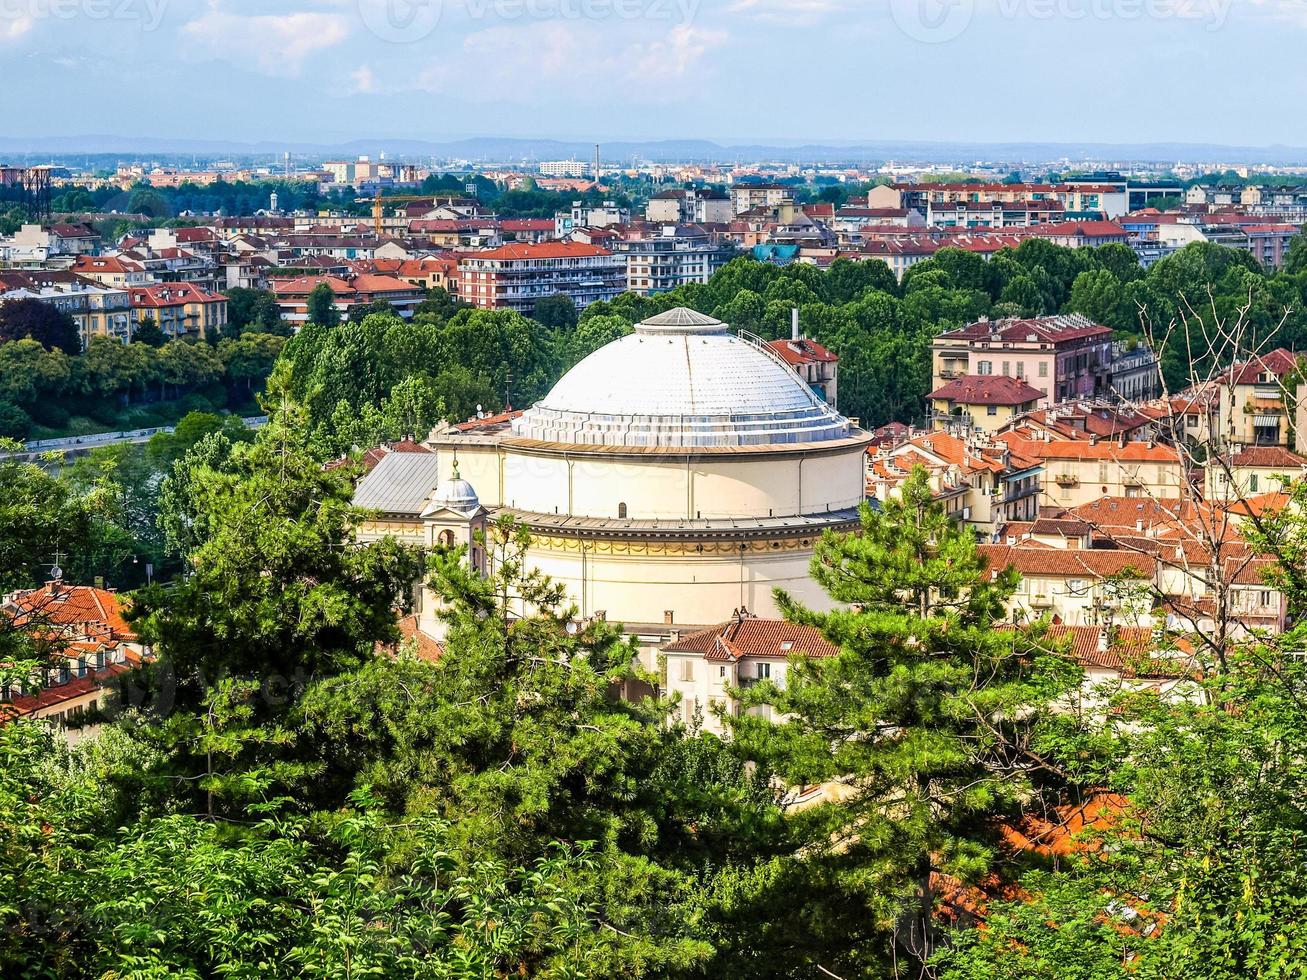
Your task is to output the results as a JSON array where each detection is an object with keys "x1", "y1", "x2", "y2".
[{"x1": 3, "y1": 229, "x2": 1307, "y2": 976}]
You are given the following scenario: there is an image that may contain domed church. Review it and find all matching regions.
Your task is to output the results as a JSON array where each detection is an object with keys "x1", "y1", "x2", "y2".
[{"x1": 405, "y1": 307, "x2": 872, "y2": 649}]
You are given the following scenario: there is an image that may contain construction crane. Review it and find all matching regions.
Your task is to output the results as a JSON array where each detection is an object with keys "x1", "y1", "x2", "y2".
[{"x1": 356, "y1": 192, "x2": 472, "y2": 236}]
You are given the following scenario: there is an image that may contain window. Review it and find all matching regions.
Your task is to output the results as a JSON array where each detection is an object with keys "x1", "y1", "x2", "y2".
[
  {"x1": 1260, "y1": 590, "x2": 1274, "y2": 608},
  {"x1": 1250, "y1": 474, "x2": 1260, "y2": 493},
  {"x1": 679, "y1": 658, "x2": 694, "y2": 683},
  {"x1": 618, "y1": 502, "x2": 628, "y2": 519},
  {"x1": 1039, "y1": 362, "x2": 1049, "y2": 378},
  {"x1": 719, "y1": 665, "x2": 727, "y2": 678},
  {"x1": 987, "y1": 405, "x2": 998, "y2": 416},
  {"x1": 757, "y1": 662, "x2": 772, "y2": 680},
  {"x1": 977, "y1": 361, "x2": 993, "y2": 376},
  {"x1": 437, "y1": 529, "x2": 455, "y2": 549}
]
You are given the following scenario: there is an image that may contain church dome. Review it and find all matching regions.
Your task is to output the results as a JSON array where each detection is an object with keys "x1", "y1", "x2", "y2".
[
  {"x1": 512, "y1": 308, "x2": 852, "y2": 448},
  {"x1": 426, "y1": 461, "x2": 481, "y2": 515}
]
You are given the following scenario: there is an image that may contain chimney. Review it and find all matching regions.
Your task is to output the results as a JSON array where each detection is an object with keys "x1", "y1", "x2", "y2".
[
  {"x1": 791, "y1": 307, "x2": 801, "y2": 342},
  {"x1": 1098, "y1": 628, "x2": 1109, "y2": 653}
]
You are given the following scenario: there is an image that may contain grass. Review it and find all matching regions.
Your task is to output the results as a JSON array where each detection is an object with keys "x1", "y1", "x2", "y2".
[{"x1": 29, "y1": 395, "x2": 262, "y2": 442}]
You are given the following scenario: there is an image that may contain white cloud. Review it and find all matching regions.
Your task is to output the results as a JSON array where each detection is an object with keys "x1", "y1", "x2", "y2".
[
  {"x1": 727, "y1": 0, "x2": 848, "y2": 21},
  {"x1": 351, "y1": 64, "x2": 379, "y2": 92},
  {"x1": 625, "y1": 24, "x2": 726, "y2": 79},
  {"x1": 0, "y1": 15, "x2": 34, "y2": 41},
  {"x1": 180, "y1": 8, "x2": 350, "y2": 76}
]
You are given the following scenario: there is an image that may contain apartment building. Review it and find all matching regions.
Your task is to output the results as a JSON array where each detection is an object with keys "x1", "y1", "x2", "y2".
[
  {"x1": 456, "y1": 242, "x2": 626, "y2": 316},
  {"x1": 731, "y1": 183, "x2": 794, "y2": 215},
  {"x1": 646, "y1": 189, "x2": 735, "y2": 225},
  {"x1": 0, "y1": 223, "x2": 100, "y2": 267},
  {"x1": 617, "y1": 232, "x2": 732, "y2": 296},
  {"x1": 1000, "y1": 434, "x2": 1186, "y2": 507},
  {"x1": 127, "y1": 282, "x2": 229, "y2": 339},
  {"x1": 1215, "y1": 348, "x2": 1301, "y2": 449},
  {"x1": 0, "y1": 270, "x2": 132, "y2": 345},
  {"x1": 270, "y1": 273, "x2": 425, "y2": 324},
  {"x1": 929, "y1": 375, "x2": 1045, "y2": 434},
  {"x1": 868, "y1": 430, "x2": 1043, "y2": 533},
  {"x1": 932, "y1": 314, "x2": 1115, "y2": 406},
  {"x1": 554, "y1": 202, "x2": 630, "y2": 238}
]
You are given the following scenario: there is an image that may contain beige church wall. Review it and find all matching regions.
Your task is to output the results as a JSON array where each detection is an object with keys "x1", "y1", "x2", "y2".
[
  {"x1": 440, "y1": 443, "x2": 867, "y2": 522},
  {"x1": 518, "y1": 536, "x2": 833, "y2": 628},
  {"x1": 437, "y1": 446, "x2": 504, "y2": 506}
]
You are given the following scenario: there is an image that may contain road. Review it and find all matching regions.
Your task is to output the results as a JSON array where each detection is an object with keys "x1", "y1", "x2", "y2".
[{"x1": 8, "y1": 416, "x2": 269, "y2": 458}]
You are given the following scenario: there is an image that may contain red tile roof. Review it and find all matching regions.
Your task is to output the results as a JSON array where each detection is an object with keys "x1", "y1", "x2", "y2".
[
  {"x1": 128, "y1": 282, "x2": 226, "y2": 307},
  {"x1": 466, "y1": 242, "x2": 612, "y2": 261},
  {"x1": 6, "y1": 582, "x2": 135, "y2": 640},
  {"x1": 1228, "y1": 445, "x2": 1307, "y2": 469},
  {"x1": 1000, "y1": 434, "x2": 1180, "y2": 463},
  {"x1": 938, "y1": 313, "x2": 1112, "y2": 346},
  {"x1": 1228, "y1": 348, "x2": 1300, "y2": 385},
  {"x1": 930, "y1": 374, "x2": 1045, "y2": 406},
  {"x1": 979, "y1": 544, "x2": 1155, "y2": 579},
  {"x1": 664, "y1": 614, "x2": 838, "y2": 662},
  {"x1": 766, "y1": 337, "x2": 838, "y2": 365}
]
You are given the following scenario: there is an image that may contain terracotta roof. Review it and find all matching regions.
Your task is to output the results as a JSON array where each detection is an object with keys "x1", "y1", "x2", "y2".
[
  {"x1": 930, "y1": 374, "x2": 1045, "y2": 406},
  {"x1": 1001, "y1": 791, "x2": 1132, "y2": 858},
  {"x1": 2, "y1": 661, "x2": 136, "y2": 720},
  {"x1": 6, "y1": 582, "x2": 135, "y2": 640},
  {"x1": 1001, "y1": 434, "x2": 1180, "y2": 463},
  {"x1": 451, "y1": 409, "x2": 523, "y2": 433},
  {"x1": 766, "y1": 338, "x2": 838, "y2": 365},
  {"x1": 664, "y1": 614, "x2": 838, "y2": 662},
  {"x1": 979, "y1": 544, "x2": 1154, "y2": 579},
  {"x1": 464, "y1": 242, "x2": 612, "y2": 261},
  {"x1": 1225, "y1": 491, "x2": 1290, "y2": 518},
  {"x1": 1228, "y1": 445, "x2": 1307, "y2": 469},
  {"x1": 1033, "y1": 220, "x2": 1129, "y2": 239},
  {"x1": 1228, "y1": 348, "x2": 1300, "y2": 385},
  {"x1": 128, "y1": 282, "x2": 226, "y2": 307},
  {"x1": 938, "y1": 313, "x2": 1112, "y2": 346},
  {"x1": 376, "y1": 613, "x2": 443, "y2": 664}
]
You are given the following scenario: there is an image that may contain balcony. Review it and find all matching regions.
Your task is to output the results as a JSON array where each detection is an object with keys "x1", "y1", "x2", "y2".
[
  {"x1": 1054, "y1": 474, "x2": 1080, "y2": 488},
  {"x1": 1030, "y1": 595, "x2": 1054, "y2": 608}
]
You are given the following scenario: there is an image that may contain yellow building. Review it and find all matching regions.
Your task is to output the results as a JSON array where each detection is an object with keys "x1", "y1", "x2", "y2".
[{"x1": 929, "y1": 374, "x2": 1044, "y2": 434}]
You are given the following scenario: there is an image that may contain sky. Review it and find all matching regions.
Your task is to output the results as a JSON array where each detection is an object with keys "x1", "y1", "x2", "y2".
[{"x1": 2, "y1": 0, "x2": 1306, "y2": 148}]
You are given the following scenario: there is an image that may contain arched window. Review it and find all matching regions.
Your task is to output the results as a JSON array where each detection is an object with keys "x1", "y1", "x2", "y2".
[
  {"x1": 618, "y1": 502, "x2": 628, "y2": 519},
  {"x1": 437, "y1": 529, "x2": 455, "y2": 549}
]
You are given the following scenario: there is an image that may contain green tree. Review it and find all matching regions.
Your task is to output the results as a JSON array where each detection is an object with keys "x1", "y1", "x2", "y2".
[
  {"x1": 135, "y1": 374, "x2": 424, "y2": 703},
  {"x1": 729, "y1": 469, "x2": 1080, "y2": 976},
  {"x1": 305, "y1": 282, "x2": 340, "y2": 328},
  {"x1": 0, "y1": 298, "x2": 80, "y2": 354},
  {"x1": 532, "y1": 292, "x2": 579, "y2": 330}
]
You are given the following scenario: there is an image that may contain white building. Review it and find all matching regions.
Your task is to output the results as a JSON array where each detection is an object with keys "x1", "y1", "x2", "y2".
[
  {"x1": 358, "y1": 307, "x2": 872, "y2": 668},
  {"x1": 661, "y1": 612, "x2": 838, "y2": 735}
]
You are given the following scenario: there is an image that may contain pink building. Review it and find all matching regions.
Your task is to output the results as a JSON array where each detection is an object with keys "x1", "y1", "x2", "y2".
[{"x1": 932, "y1": 314, "x2": 1114, "y2": 406}]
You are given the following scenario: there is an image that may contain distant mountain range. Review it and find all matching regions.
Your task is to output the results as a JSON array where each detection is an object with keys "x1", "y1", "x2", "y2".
[{"x1": 3, "y1": 134, "x2": 1307, "y2": 166}]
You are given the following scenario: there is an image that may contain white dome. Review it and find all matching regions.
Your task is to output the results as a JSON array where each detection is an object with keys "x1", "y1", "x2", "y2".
[{"x1": 512, "y1": 309, "x2": 852, "y2": 449}]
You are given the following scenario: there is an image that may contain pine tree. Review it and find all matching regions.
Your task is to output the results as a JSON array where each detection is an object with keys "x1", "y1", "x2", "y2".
[{"x1": 729, "y1": 467, "x2": 1080, "y2": 974}]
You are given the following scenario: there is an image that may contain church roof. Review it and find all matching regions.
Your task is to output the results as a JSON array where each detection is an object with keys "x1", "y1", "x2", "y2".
[
  {"x1": 511, "y1": 307, "x2": 854, "y2": 449},
  {"x1": 352, "y1": 452, "x2": 441, "y2": 517}
]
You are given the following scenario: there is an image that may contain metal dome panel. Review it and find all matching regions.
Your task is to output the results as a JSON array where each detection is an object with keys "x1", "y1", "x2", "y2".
[{"x1": 512, "y1": 308, "x2": 852, "y2": 448}]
